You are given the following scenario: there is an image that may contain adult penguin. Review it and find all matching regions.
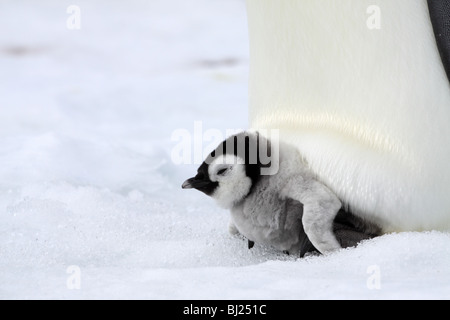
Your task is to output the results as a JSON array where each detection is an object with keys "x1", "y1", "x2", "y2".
[{"x1": 246, "y1": 0, "x2": 450, "y2": 233}]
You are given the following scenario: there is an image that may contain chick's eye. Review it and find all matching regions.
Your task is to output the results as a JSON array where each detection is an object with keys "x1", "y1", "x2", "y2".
[{"x1": 217, "y1": 168, "x2": 228, "y2": 176}]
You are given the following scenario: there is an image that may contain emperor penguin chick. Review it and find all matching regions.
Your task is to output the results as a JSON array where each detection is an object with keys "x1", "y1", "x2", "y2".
[{"x1": 182, "y1": 131, "x2": 378, "y2": 256}]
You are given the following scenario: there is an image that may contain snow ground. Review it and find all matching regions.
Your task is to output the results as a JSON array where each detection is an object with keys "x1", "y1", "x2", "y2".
[{"x1": 0, "y1": 0, "x2": 449, "y2": 300}]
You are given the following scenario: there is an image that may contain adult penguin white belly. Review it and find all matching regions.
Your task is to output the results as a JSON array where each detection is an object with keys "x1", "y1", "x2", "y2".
[{"x1": 246, "y1": 0, "x2": 450, "y2": 233}]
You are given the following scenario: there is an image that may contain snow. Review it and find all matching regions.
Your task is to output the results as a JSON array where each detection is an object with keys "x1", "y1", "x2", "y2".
[{"x1": 0, "y1": 0, "x2": 449, "y2": 300}]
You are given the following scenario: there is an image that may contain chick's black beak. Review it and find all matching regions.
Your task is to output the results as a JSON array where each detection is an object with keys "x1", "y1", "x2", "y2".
[
  {"x1": 182, "y1": 178, "x2": 195, "y2": 189},
  {"x1": 181, "y1": 175, "x2": 218, "y2": 196}
]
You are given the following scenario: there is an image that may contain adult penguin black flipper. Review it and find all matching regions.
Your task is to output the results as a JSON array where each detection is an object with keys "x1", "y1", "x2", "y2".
[{"x1": 428, "y1": 0, "x2": 450, "y2": 82}]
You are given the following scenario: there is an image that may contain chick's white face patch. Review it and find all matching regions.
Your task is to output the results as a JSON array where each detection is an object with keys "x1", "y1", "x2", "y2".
[{"x1": 208, "y1": 155, "x2": 252, "y2": 209}]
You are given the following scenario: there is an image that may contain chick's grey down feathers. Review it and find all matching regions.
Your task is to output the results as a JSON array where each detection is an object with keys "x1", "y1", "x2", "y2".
[
  {"x1": 183, "y1": 131, "x2": 380, "y2": 256},
  {"x1": 231, "y1": 174, "x2": 380, "y2": 256}
]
